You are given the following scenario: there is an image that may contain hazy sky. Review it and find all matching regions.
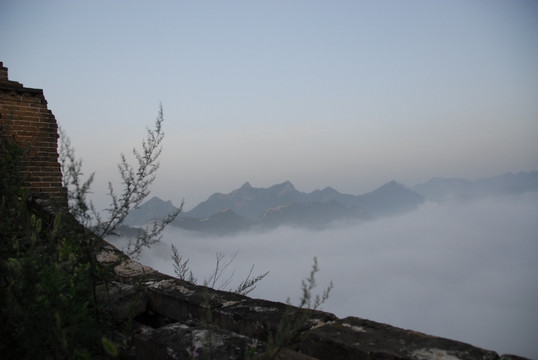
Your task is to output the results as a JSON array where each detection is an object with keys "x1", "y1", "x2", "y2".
[{"x1": 1, "y1": 0, "x2": 538, "y2": 209}]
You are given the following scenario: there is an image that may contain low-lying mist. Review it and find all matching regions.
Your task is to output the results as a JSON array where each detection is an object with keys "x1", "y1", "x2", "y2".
[{"x1": 109, "y1": 193, "x2": 538, "y2": 359}]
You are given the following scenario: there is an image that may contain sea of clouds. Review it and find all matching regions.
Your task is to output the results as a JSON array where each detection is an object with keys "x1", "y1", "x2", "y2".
[{"x1": 109, "y1": 193, "x2": 538, "y2": 359}]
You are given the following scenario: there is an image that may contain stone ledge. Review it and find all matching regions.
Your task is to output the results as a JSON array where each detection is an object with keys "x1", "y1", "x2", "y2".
[
  {"x1": 300, "y1": 317, "x2": 500, "y2": 360},
  {"x1": 97, "y1": 242, "x2": 531, "y2": 360}
]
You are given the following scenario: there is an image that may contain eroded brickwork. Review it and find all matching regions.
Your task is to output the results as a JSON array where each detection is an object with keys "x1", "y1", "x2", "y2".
[{"x1": 0, "y1": 62, "x2": 67, "y2": 205}]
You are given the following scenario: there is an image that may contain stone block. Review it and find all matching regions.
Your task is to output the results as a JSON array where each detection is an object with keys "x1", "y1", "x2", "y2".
[
  {"x1": 131, "y1": 322, "x2": 260, "y2": 360},
  {"x1": 95, "y1": 281, "x2": 148, "y2": 323},
  {"x1": 300, "y1": 317, "x2": 500, "y2": 360}
]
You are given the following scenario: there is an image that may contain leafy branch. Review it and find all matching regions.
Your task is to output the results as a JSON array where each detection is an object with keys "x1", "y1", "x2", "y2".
[
  {"x1": 297, "y1": 256, "x2": 333, "y2": 311},
  {"x1": 59, "y1": 104, "x2": 181, "y2": 258},
  {"x1": 58, "y1": 126, "x2": 95, "y2": 227}
]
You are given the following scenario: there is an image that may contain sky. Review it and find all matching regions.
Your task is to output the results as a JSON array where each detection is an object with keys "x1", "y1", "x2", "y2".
[
  {"x1": 1, "y1": 0, "x2": 538, "y2": 210},
  {"x1": 110, "y1": 193, "x2": 538, "y2": 359}
]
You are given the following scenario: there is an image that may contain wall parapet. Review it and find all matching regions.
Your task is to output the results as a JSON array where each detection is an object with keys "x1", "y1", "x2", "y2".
[{"x1": 95, "y1": 241, "x2": 528, "y2": 360}]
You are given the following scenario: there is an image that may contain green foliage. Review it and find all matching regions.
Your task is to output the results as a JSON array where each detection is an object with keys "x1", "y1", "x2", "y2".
[
  {"x1": 101, "y1": 336, "x2": 119, "y2": 357},
  {"x1": 0, "y1": 138, "x2": 107, "y2": 358}
]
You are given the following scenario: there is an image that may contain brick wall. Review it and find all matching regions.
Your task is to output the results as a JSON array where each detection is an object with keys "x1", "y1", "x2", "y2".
[{"x1": 0, "y1": 62, "x2": 67, "y2": 206}]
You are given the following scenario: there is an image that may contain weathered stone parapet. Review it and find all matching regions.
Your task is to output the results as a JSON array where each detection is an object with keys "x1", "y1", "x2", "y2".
[{"x1": 98, "y1": 243, "x2": 530, "y2": 360}]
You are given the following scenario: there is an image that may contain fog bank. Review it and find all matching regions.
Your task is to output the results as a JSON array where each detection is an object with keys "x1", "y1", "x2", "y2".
[{"x1": 110, "y1": 193, "x2": 538, "y2": 359}]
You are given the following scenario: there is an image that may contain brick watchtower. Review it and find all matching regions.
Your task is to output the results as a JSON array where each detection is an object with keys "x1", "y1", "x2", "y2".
[{"x1": 0, "y1": 62, "x2": 67, "y2": 206}]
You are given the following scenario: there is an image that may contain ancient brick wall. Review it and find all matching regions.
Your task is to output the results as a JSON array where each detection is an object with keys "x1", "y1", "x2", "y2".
[{"x1": 0, "y1": 62, "x2": 67, "y2": 205}]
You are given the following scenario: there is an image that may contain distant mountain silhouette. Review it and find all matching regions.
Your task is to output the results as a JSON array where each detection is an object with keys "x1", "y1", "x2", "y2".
[
  {"x1": 125, "y1": 170, "x2": 536, "y2": 235},
  {"x1": 308, "y1": 186, "x2": 360, "y2": 207},
  {"x1": 184, "y1": 180, "x2": 423, "y2": 221},
  {"x1": 184, "y1": 181, "x2": 305, "y2": 219},
  {"x1": 170, "y1": 180, "x2": 423, "y2": 234},
  {"x1": 356, "y1": 180, "x2": 424, "y2": 216},
  {"x1": 173, "y1": 209, "x2": 253, "y2": 235},
  {"x1": 124, "y1": 196, "x2": 180, "y2": 226},
  {"x1": 413, "y1": 171, "x2": 538, "y2": 202},
  {"x1": 259, "y1": 200, "x2": 369, "y2": 231}
]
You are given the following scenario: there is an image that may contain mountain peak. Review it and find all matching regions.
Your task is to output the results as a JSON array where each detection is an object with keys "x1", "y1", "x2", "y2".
[
  {"x1": 240, "y1": 182, "x2": 253, "y2": 190},
  {"x1": 124, "y1": 195, "x2": 179, "y2": 226},
  {"x1": 144, "y1": 195, "x2": 173, "y2": 206},
  {"x1": 371, "y1": 180, "x2": 417, "y2": 195},
  {"x1": 272, "y1": 180, "x2": 295, "y2": 190},
  {"x1": 380, "y1": 180, "x2": 401, "y2": 189},
  {"x1": 282, "y1": 180, "x2": 295, "y2": 189}
]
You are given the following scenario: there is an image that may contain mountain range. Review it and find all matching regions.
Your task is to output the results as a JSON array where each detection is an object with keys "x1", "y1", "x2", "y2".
[
  {"x1": 412, "y1": 170, "x2": 538, "y2": 202},
  {"x1": 123, "y1": 170, "x2": 538, "y2": 235}
]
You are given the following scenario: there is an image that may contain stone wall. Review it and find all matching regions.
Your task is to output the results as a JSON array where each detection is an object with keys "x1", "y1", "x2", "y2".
[{"x1": 0, "y1": 62, "x2": 66, "y2": 205}]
